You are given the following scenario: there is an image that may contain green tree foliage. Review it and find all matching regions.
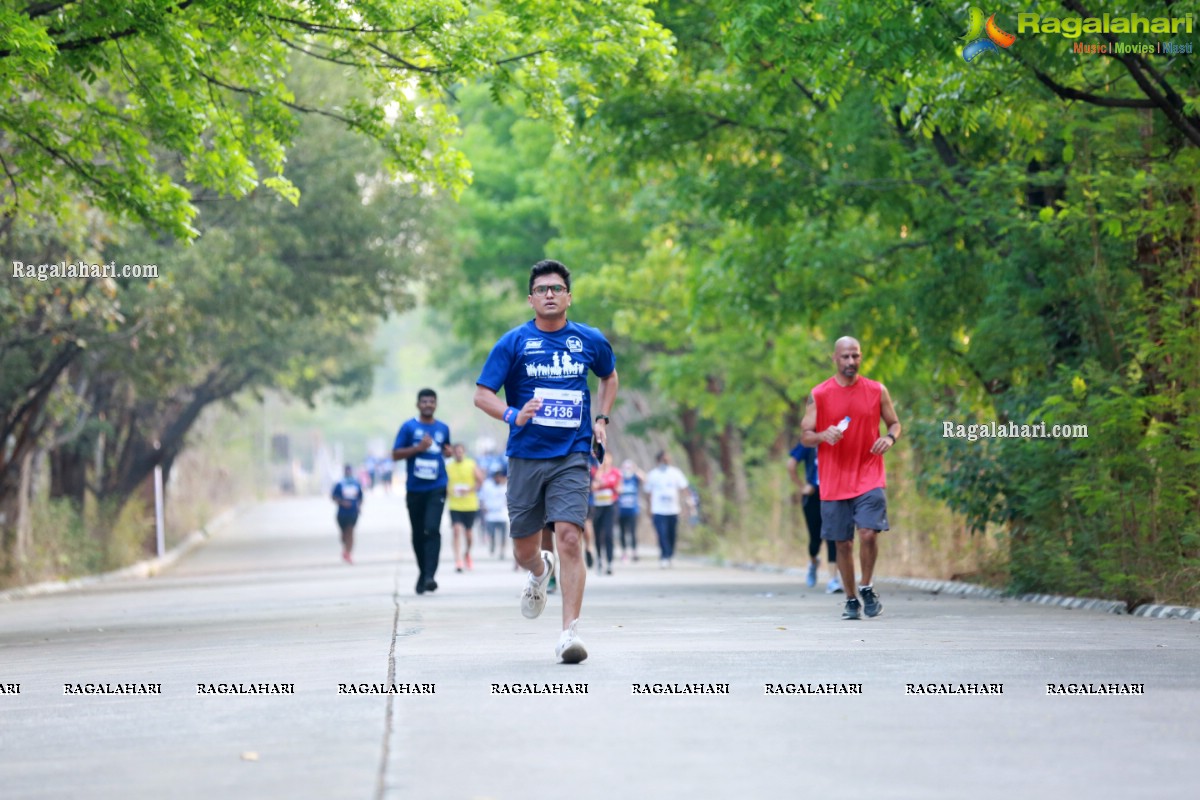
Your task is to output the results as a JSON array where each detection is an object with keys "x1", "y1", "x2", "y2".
[
  {"x1": 32, "y1": 81, "x2": 453, "y2": 554},
  {"x1": 1, "y1": 1, "x2": 674, "y2": 578},
  {"x1": 0, "y1": 0, "x2": 673, "y2": 238},
  {"x1": 531, "y1": 0, "x2": 1198, "y2": 603},
  {"x1": 423, "y1": 84, "x2": 561, "y2": 380}
]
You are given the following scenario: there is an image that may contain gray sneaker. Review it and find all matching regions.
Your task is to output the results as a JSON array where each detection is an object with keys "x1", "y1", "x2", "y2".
[
  {"x1": 521, "y1": 551, "x2": 556, "y2": 619},
  {"x1": 842, "y1": 597, "x2": 861, "y2": 620},
  {"x1": 860, "y1": 586, "x2": 882, "y2": 617},
  {"x1": 556, "y1": 618, "x2": 588, "y2": 664}
]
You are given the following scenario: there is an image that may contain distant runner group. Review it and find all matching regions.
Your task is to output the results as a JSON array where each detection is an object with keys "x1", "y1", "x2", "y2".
[{"x1": 333, "y1": 260, "x2": 902, "y2": 661}]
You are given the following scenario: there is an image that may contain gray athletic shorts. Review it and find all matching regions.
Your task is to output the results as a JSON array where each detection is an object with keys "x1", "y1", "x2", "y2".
[
  {"x1": 820, "y1": 487, "x2": 889, "y2": 541},
  {"x1": 506, "y1": 452, "x2": 590, "y2": 539}
]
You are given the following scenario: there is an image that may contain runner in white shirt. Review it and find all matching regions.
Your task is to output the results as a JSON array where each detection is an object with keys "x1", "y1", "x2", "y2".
[
  {"x1": 478, "y1": 469, "x2": 511, "y2": 560},
  {"x1": 643, "y1": 450, "x2": 692, "y2": 568}
]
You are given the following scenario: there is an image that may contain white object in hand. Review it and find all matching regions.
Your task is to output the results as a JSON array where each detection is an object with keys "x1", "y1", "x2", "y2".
[{"x1": 836, "y1": 416, "x2": 851, "y2": 432}]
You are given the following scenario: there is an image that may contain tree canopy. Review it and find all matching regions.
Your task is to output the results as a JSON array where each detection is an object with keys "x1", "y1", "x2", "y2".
[
  {"x1": 0, "y1": 0, "x2": 673, "y2": 578},
  {"x1": 428, "y1": 0, "x2": 1200, "y2": 605},
  {"x1": 0, "y1": 0, "x2": 673, "y2": 238}
]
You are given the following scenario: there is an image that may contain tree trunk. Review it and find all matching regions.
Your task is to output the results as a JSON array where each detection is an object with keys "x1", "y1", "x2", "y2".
[
  {"x1": 716, "y1": 422, "x2": 748, "y2": 528},
  {"x1": 49, "y1": 443, "x2": 89, "y2": 505},
  {"x1": 15, "y1": 449, "x2": 34, "y2": 573},
  {"x1": 678, "y1": 406, "x2": 712, "y2": 490}
]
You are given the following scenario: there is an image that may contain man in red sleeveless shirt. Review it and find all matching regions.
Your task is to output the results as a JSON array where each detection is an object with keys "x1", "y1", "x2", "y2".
[{"x1": 800, "y1": 337, "x2": 902, "y2": 620}]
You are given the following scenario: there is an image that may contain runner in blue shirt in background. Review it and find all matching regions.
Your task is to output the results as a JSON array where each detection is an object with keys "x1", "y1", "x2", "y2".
[
  {"x1": 331, "y1": 464, "x2": 365, "y2": 565},
  {"x1": 617, "y1": 458, "x2": 645, "y2": 562},
  {"x1": 474, "y1": 259, "x2": 618, "y2": 663},
  {"x1": 788, "y1": 442, "x2": 841, "y2": 593},
  {"x1": 392, "y1": 388, "x2": 453, "y2": 595}
]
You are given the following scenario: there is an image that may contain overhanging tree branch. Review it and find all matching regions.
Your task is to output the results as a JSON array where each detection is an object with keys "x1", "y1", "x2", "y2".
[
  {"x1": 1057, "y1": 0, "x2": 1200, "y2": 147},
  {"x1": 264, "y1": 13, "x2": 426, "y2": 37},
  {"x1": 361, "y1": 40, "x2": 444, "y2": 75},
  {"x1": 43, "y1": 1, "x2": 196, "y2": 52},
  {"x1": 196, "y1": 69, "x2": 359, "y2": 128},
  {"x1": 1019, "y1": 59, "x2": 1157, "y2": 109},
  {"x1": 23, "y1": 2, "x2": 75, "y2": 20}
]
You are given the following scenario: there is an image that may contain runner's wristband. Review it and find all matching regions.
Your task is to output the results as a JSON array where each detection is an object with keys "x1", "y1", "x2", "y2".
[{"x1": 503, "y1": 407, "x2": 519, "y2": 426}]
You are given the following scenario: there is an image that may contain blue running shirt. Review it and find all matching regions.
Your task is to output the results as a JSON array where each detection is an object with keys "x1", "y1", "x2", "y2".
[
  {"x1": 618, "y1": 473, "x2": 641, "y2": 514},
  {"x1": 477, "y1": 320, "x2": 616, "y2": 460},
  {"x1": 393, "y1": 418, "x2": 451, "y2": 492},
  {"x1": 332, "y1": 478, "x2": 364, "y2": 515}
]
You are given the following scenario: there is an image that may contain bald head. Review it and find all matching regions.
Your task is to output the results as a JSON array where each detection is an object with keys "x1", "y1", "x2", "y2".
[
  {"x1": 833, "y1": 336, "x2": 861, "y2": 353},
  {"x1": 832, "y1": 337, "x2": 862, "y2": 384}
]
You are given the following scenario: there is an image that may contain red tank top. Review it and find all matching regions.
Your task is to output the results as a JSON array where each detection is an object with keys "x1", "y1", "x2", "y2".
[{"x1": 812, "y1": 376, "x2": 886, "y2": 500}]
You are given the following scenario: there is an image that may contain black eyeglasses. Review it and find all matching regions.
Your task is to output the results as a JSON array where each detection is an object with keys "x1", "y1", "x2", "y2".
[{"x1": 532, "y1": 284, "x2": 568, "y2": 296}]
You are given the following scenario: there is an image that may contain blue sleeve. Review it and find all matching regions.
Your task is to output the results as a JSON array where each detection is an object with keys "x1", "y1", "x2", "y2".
[
  {"x1": 393, "y1": 421, "x2": 412, "y2": 454},
  {"x1": 590, "y1": 329, "x2": 616, "y2": 378},
  {"x1": 332, "y1": 483, "x2": 342, "y2": 500},
  {"x1": 789, "y1": 443, "x2": 805, "y2": 462},
  {"x1": 477, "y1": 332, "x2": 514, "y2": 392}
]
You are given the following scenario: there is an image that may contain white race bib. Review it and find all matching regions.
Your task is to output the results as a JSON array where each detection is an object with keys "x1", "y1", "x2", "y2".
[
  {"x1": 414, "y1": 457, "x2": 439, "y2": 481},
  {"x1": 654, "y1": 491, "x2": 676, "y2": 507},
  {"x1": 532, "y1": 388, "x2": 584, "y2": 428}
]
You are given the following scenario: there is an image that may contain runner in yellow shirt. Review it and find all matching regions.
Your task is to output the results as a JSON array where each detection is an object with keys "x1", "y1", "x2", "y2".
[{"x1": 447, "y1": 444, "x2": 484, "y2": 571}]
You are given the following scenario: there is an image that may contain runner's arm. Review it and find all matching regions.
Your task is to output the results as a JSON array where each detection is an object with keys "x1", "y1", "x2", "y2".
[
  {"x1": 474, "y1": 384, "x2": 542, "y2": 426},
  {"x1": 392, "y1": 439, "x2": 431, "y2": 460},
  {"x1": 592, "y1": 369, "x2": 619, "y2": 447},
  {"x1": 799, "y1": 393, "x2": 823, "y2": 447},
  {"x1": 871, "y1": 385, "x2": 903, "y2": 455},
  {"x1": 786, "y1": 456, "x2": 802, "y2": 487}
]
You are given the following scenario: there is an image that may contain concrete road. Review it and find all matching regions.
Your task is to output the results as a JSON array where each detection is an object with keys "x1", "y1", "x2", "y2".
[{"x1": 0, "y1": 494, "x2": 1196, "y2": 800}]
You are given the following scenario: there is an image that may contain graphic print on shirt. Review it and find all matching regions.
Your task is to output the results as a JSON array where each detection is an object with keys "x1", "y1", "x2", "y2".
[{"x1": 525, "y1": 351, "x2": 588, "y2": 380}]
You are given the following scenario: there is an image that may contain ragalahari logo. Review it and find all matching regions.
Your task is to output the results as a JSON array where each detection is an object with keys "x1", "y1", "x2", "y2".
[{"x1": 962, "y1": 8, "x2": 1016, "y2": 62}]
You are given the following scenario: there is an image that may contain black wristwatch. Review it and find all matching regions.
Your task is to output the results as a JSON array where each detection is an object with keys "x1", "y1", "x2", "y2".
[
  {"x1": 886, "y1": 432, "x2": 897, "y2": 442},
  {"x1": 594, "y1": 414, "x2": 610, "y2": 424}
]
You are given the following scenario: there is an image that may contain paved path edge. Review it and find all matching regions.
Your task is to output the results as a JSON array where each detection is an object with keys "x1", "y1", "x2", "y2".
[
  {"x1": 0, "y1": 505, "x2": 242, "y2": 603},
  {"x1": 705, "y1": 557, "x2": 1200, "y2": 622}
]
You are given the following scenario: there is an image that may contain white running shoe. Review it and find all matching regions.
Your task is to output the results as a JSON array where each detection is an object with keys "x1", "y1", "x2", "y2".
[
  {"x1": 521, "y1": 550, "x2": 556, "y2": 619},
  {"x1": 556, "y1": 619, "x2": 588, "y2": 664}
]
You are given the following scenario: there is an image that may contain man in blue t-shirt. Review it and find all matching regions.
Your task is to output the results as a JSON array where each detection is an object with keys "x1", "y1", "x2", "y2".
[
  {"x1": 331, "y1": 464, "x2": 365, "y2": 564},
  {"x1": 474, "y1": 259, "x2": 618, "y2": 664},
  {"x1": 392, "y1": 388, "x2": 453, "y2": 595}
]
